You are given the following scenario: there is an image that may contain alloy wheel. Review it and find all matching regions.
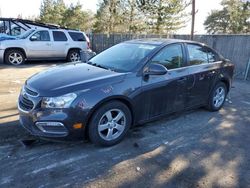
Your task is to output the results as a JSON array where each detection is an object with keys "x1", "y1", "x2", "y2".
[
  {"x1": 213, "y1": 86, "x2": 225, "y2": 108},
  {"x1": 8, "y1": 52, "x2": 23, "y2": 65},
  {"x1": 98, "y1": 109, "x2": 126, "y2": 141}
]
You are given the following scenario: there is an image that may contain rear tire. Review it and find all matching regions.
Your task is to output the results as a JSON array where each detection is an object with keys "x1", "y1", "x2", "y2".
[
  {"x1": 207, "y1": 82, "x2": 227, "y2": 111},
  {"x1": 67, "y1": 49, "x2": 80, "y2": 62},
  {"x1": 4, "y1": 49, "x2": 25, "y2": 65},
  {"x1": 88, "y1": 101, "x2": 132, "y2": 146}
]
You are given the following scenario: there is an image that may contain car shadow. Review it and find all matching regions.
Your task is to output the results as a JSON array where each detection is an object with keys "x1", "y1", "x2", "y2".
[
  {"x1": 0, "y1": 82, "x2": 250, "y2": 187},
  {"x1": 0, "y1": 103, "x2": 249, "y2": 187}
]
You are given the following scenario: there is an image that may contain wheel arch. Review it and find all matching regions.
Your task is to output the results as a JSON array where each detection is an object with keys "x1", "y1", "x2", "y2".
[
  {"x1": 219, "y1": 77, "x2": 230, "y2": 92},
  {"x1": 4, "y1": 47, "x2": 27, "y2": 59},
  {"x1": 67, "y1": 48, "x2": 82, "y2": 55}
]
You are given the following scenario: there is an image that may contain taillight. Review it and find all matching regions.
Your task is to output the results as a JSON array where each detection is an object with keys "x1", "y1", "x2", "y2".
[{"x1": 87, "y1": 41, "x2": 91, "y2": 49}]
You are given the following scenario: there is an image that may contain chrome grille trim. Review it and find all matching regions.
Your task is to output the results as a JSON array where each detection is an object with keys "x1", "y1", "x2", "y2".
[
  {"x1": 18, "y1": 95, "x2": 35, "y2": 112},
  {"x1": 25, "y1": 86, "x2": 39, "y2": 97}
]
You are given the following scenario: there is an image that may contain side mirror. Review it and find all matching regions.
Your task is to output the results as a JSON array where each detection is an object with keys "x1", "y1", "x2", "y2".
[
  {"x1": 30, "y1": 35, "x2": 38, "y2": 41},
  {"x1": 144, "y1": 63, "x2": 168, "y2": 76}
]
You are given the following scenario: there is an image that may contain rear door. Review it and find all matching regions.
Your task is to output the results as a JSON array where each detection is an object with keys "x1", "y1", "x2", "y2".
[
  {"x1": 185, "y1": 43, "x2": 221, "y2": 107},
  {"x1": 51, "y1": 31, "x2": 69, "y2": 58},
  {"x1": 139, "y1": 43, "x2": 190, "y2": 121},
  {"x1": 68, "y1": 31, "x2": 87, "y2": 50},
  {"x1": 26, "y1": 30, "x2": 53, "y2": 59}
]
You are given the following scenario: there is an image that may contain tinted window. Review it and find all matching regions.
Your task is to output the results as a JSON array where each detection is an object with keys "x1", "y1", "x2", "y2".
[
  {"x1": 68, "y1": 32, "x2": 86, "y2": 41},
  {"x1": 53, "y1": 31, "x2": 67, "y2": 41},
  {"x1": 151, "y1": 44, "x2": 183, "y2": 69},
  {"x1": 90, "y1": 43, "x2": 157, "y2": 72},
  {"x1": 30, "y1": 31, "x2": 50, "y2": 41},
  {"x1": 206, "y1": 48, "x2": 217, "y2": 63},
  {"x1": 187, "y1": 44, "x2": 208, "y2": 65}
]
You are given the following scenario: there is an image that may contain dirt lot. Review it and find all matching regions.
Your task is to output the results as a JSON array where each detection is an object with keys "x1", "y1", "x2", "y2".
[{"x1": 0, "y1": 62, "x2": 250, "y2": 188}]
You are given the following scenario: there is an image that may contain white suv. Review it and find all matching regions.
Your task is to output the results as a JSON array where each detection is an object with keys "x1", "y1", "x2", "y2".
[{"x1": 0, "y1": 29, "x2": 91, "y2": 65}]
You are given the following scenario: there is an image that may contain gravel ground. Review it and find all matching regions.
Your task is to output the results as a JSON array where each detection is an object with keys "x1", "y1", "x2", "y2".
[{"x1": 0, "y1": 62, "x2": 250, "y2": 188}]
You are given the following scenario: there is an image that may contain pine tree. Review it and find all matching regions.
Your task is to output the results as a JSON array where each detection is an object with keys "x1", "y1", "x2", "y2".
[
  {"x1": 94, "y1": 0, "x2": 124, "y2": 34},
  {"x1": 137, "y1": 0, "x2": 190, "y2": 34},
  {"x1": 204, "y1": 0, "x2": 250, "y2": 34}
]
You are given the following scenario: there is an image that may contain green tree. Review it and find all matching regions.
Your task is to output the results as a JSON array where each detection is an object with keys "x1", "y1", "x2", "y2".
[
  {"x1": 204, "y1": 8, "x2": 230, "y2": 34},
  {"x1": 121, "y1": 0, "x2": 147, "y2": 33},
  {"x1": 39, "y1": 0, "x2": 94, "y2": 31},
  {"x1": 40, "y1": 0, "x2": 66, "y2": 25},
  {"x1": 94, "y1": 0, "x2": 190, "y2": 34},
  {"x1": 94, "y1": 0, "x2": 124, "y2": 34},
  {"x1": 137, "y1": 0, "x2": 190, "y2": 34},
  {"x1": 62, "y1": 3, "x2": 94, "y2": 32},
  {"x1": 204, "y1": 0, "x2": 250, "y2": 34}
]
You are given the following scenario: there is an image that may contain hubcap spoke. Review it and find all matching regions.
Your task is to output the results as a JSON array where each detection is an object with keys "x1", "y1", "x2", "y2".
[
  {"x1": 99, "y1": 123, "x2": 109, "y2": 131},
  {"x1": 115, "y1": 123, "x2": 124, "y2": 132},
  {"x1": 114, "y1": 112, "x2": 123, "y2": 122},
  {"x1": 106, "y1": 128, "x2": 113, "y2": 139},
  {"x1": 105, "y1": 111, "x2": 113, "y2": 122}
]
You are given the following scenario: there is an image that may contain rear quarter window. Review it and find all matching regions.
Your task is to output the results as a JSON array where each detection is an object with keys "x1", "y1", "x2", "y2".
[{"x1": 68, "y1": 32, "x2": 86, "y2": 41}]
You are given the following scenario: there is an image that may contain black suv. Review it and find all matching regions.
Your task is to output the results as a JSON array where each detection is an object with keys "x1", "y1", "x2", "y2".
[{"x1": 18, "y1": 39, "x2": 234, "y2": 146}]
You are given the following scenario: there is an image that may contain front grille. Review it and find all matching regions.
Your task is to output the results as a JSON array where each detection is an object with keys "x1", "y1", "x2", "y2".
[
  {"x1": 19, "y1": 95, "x2": 34, "y2": 111},
  {"x1": 25, "y1": 86, "x2": 38, "y2": 96}
]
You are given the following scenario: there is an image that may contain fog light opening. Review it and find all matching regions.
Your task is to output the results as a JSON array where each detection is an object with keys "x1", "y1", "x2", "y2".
[
  {"x1": 35, "y1": 121, "x2": 67, "y2": 134},
  {"x1": 73, "y1": 123, "x2": 83, "y2": 129}
]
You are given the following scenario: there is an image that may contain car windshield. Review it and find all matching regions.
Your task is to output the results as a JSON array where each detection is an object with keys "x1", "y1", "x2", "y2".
[
  {"x1": 89, "y1": 43, "x2": 157, "y2": 72},
  {"x1": 17, "y1": 29, "x2": 35, "y2": 39}
]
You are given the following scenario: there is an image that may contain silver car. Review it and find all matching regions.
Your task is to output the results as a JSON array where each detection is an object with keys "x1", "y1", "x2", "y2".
[{"x1": 0, "y1": 29, "x2": 91, "y2": 65}]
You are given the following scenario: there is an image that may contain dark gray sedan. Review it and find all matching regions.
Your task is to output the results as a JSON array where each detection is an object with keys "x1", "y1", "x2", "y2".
[{"x1": 18, "y1": 39, "x2": 234, "y2": 146}]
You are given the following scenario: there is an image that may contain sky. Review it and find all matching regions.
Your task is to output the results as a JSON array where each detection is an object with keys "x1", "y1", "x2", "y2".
[{"x1": 0, "y1": 0, "x2": 223, "y2": 34}]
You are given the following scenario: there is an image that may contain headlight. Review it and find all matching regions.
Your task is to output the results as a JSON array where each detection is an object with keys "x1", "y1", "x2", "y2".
[{"x1": 41, "y1": 93, "x2": 77, "y2": 108}]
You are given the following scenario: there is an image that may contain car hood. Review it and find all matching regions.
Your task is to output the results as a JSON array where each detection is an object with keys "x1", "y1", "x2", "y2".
[{"x1": 26, "y1": 63, "x2": 126, "y2": 96}]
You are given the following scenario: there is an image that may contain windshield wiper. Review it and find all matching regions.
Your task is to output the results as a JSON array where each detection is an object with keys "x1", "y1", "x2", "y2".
[{"x1": 87, "y1": 61, "x2": 115, "y2": 71}]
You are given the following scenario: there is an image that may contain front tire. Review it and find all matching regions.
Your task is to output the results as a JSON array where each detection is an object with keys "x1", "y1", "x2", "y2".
[
  {"x1": 4, "y1": 49, "x2": 25, "y2": 65},
  {"x1": 207, "y1": 82, "x2": 227, "y2": 111},
  {"x1": 88, "y1": 101, "x2": 132, "y2": 146}
]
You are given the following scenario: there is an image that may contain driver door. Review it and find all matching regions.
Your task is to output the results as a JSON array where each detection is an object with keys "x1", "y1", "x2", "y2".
[
  {"x1": 139, "y1": 43, "x2": 189, "y2": 121},
  {"x1": 26, "y1": 30, "x2": 53, "y2": 59}
]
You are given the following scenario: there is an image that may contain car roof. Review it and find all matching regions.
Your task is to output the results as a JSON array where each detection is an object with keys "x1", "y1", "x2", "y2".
[
  {"x1": 126, "y1": 38, "x2": 205, "y2": 46},
  {"x1": 35, "y1": 28, "x2": 84, "y2": 33}
]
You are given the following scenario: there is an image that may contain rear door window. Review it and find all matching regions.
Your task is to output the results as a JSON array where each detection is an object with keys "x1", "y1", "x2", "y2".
[
  {"x1": 68, "y1": 32, "x2": 86, "y2": 41},
  {"x1": 206, "y1": 48, "x2": 219, "y2": 63},
  {"x1": 52, "y1": 31, "x2": 68, "y2": 41},
  {"x1": 187, "y1": 44, "x2": 208, "y2": 65}
]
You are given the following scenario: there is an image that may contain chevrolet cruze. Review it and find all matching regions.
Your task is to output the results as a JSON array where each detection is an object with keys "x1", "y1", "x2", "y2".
[{"x1": 18, "y1": 39, "x2": 234, "y2": 146}]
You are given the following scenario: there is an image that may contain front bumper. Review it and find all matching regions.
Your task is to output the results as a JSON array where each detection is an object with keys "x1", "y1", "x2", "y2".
[
  {"x1": 0, "y1": 49, "x2": 4, "y2": 63},
  {"x1": 18, "y1": 98, "x2": 88, "y2": 141}
]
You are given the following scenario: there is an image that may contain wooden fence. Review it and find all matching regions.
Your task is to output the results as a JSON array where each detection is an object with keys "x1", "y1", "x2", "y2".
[{"x1": 90, "y1": 34, "x2": 250, "y2": 78}]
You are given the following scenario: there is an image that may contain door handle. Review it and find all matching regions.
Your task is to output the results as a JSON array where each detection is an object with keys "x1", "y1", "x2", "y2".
[
  {"x1": 208, "y1": 71, "x2": 216, "y2": 76},
  {"x1": 177, "y1": 77, "x2": 187, "y2": 82},
  {"x1": 46, "y1": 43, "x2": 51, "y2": 46}
]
